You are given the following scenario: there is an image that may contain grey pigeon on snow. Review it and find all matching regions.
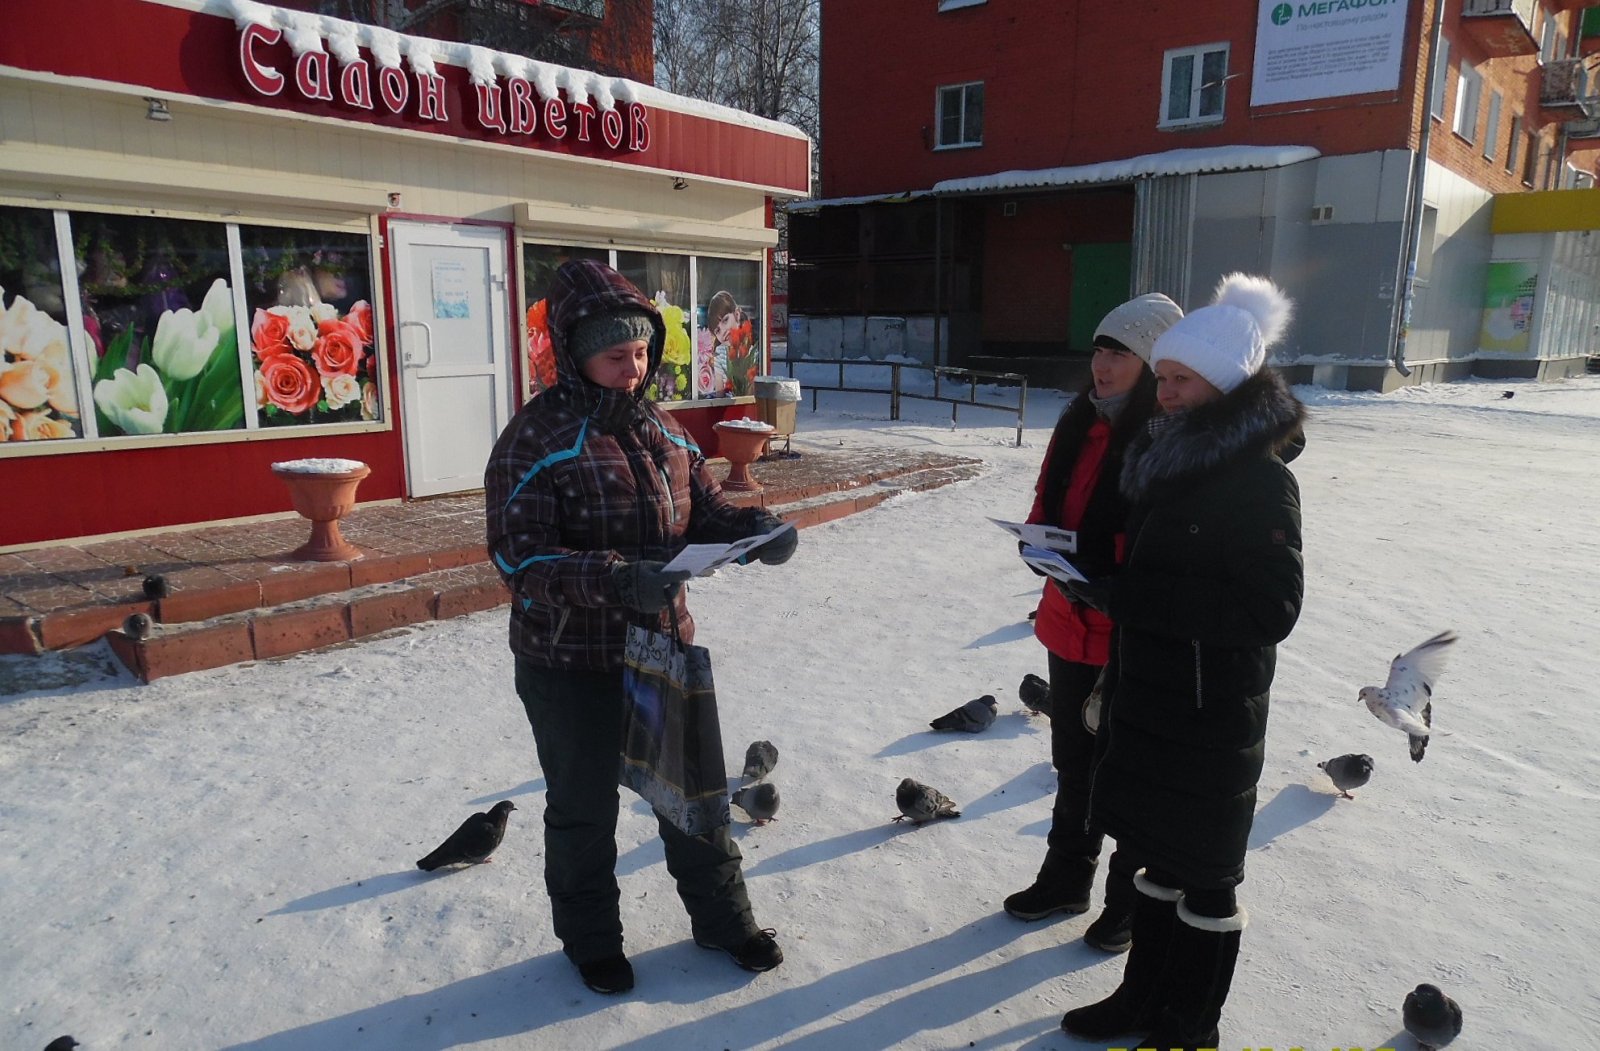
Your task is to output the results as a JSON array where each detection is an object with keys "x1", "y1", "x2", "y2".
[
  {"x1": 741, "y1": 740, "x2": 778, "y2": 783},
  {"x1": 1018, "y1": 673, "x2": 1052, "y2": 717},
  {"x1": 43, "y1": 1038, "x2": 80, "y2": 1051},
  {"x1": 1318, "y1": 753, "x2": 1374, "y2": 799},
  {"x1": 894, "y1": 778, "x2": 961, "y2": 824},
  {"x1": 732, "y1": 781, "x2": 780, "y2": 824},
  {"x1": 416, "y1": 800, "x2": 516, "y2": 871},
  {"x1": 1402, "y1": 983, "x2": 1463, "y2": 1049},
  {"x1": 1360, "y1": 630, "x2": 1458, "y2": 763},
  {"x1": 929, "y1": 694, "x2": 998, "y2": 733}
]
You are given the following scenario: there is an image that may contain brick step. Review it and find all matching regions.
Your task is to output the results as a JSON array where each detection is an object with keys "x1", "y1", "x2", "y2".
[
  {"x1": 105, "y1": 562, "x2": 509, "y2": 682},
  {"x1": 82, "y1": 458, "x2": 987, "y2": 682}
]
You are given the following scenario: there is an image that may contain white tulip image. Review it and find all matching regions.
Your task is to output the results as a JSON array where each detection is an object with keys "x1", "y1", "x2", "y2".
[
  {"x1": 94, "y1": 363, "x2": 169, "y2": 434},
  {"x1": 151, "y1": 307, "x2": 221, "y2": 382}
]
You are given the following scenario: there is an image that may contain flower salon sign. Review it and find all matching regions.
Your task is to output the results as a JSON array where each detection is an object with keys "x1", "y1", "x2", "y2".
[{"x1": 234, "y1": 17, "x2": 650, "y2": 155}]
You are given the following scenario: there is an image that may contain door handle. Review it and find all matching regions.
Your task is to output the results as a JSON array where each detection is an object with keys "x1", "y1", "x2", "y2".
[{"x1": 400, "y1": 320, "x2": 435, "y2": 368}]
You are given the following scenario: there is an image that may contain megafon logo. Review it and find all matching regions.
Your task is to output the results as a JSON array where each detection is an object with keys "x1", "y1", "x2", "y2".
[{"x1": 1271, "y1": 2, "x2": 1294, "y2": 23}]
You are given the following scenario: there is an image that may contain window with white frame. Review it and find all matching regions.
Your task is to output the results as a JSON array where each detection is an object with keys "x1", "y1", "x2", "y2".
[
  {"x1": 1161, "y1": 43, "x2": 1229, "y2": 127},
  {"x1": 1483, "y1": 91, "x2": 1502, "y2": 162},
  {"x1": 1430, "y1": 39, "x2": 1450, "y2": 119},
  {"x1": 936, "y1": 82, "x2": 984, "y2": 148},
  {"x1": 1540, "y1": 14, "x2": 1559, "y2": 62},
  {"x1": 1506, "y1": 114, "x2": 1522, "y2": 173},
  {"x1": 1453, "y1": 64, "x2": 1482, "y2": 142}
]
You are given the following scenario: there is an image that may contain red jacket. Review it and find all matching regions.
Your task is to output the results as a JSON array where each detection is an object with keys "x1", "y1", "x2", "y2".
[{"x1": 1030, "y1": 417, "x2": 1124, "y2": 665}]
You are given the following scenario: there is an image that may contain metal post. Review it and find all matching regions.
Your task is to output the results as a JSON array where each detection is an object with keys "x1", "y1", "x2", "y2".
[
  {"x1": 891, "y1": 363, "x2": 901, "y2": 420},
  {"x1": 933, "y1": 197, "x2": 943, "y2": 371},
  {"x1": 1016, "y1": 379, "x2": 1027, "y2": 447}
]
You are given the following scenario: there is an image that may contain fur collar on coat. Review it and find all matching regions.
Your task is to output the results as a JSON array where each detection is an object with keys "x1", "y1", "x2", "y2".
[{"x1": 1121, "y1": 368, "x2": 1306, "y2": 504}]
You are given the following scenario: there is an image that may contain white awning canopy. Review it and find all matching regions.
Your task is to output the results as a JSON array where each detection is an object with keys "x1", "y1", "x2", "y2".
[{"x1": 933, "y1": 145, "x2": 1321, "y2": 195}]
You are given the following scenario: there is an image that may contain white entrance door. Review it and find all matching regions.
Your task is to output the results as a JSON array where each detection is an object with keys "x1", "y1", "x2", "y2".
[{"x1": 389, "y1": 221, "x2": 514, "y2": 497}]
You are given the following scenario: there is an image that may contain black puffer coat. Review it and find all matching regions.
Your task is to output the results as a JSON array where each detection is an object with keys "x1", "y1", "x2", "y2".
[{"x1": 1089, "y1": 368, "x2": 1306, "y2": 888}]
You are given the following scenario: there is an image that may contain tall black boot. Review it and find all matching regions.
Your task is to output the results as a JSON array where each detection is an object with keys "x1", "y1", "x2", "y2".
[
  {"x1": 1137, "y1": 901, "x2": 1248, "y2": 1051},
  {"x1": 1082, "y1": 860, "x2": 1137, "y2": 952},
  {"x1": 1003, "y1": 852, "x2": 1095, "y2": 921},
  {"x1": 1060, "y1": 872, "x2": 1181, "y2": 1039}
]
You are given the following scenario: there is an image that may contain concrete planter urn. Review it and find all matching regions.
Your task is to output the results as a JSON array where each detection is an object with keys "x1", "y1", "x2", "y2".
[
  {"x1": 714, "y1": 418, "x2": 775, "y2": 493},
  {"x1": 271, "y1": 458, "x2": 371, "y2": 562}
]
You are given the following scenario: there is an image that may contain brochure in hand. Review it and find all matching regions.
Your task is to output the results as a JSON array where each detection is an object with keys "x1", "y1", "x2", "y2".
[
  {"x1": 988, "y1": 517, "x2": 1078, "y2": 554},
  {"x1": 664, "y1": 523, "x2": 797, "y2": 577},
  {"x1": 1019, "y1": 544, "x2": 1088, "y2": 585}
]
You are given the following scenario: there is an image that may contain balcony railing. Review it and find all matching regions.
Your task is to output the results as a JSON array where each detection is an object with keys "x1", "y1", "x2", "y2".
[{"x1": 1542, "y1": 58, "x2": 1600, "y2": 118}]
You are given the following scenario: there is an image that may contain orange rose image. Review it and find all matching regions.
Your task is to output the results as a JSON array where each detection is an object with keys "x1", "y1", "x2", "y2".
[
  {"x1": 312, "y1": 320, "x2": 365, "y2": 377},
  {"x1": 260, "y1": 352, "x2": 320, "y2": 415},
  {"x1": 526, "y1": 298, "x2": 557, "y2": 393},
  {"x1": 0, "y1": 359, "x2": 51, "y2": 411},
  {"x1": 345, "y1": 300, "x2": 374, "y2": 345},
  {"x1": 251, "y1": 307, "x2": 293, "y2": 359}
]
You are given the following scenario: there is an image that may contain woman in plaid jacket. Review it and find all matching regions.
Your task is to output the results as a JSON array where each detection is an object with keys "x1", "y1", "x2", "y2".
[{"x1": 485, "y1": 260, "x2": 794, "y2": 995}]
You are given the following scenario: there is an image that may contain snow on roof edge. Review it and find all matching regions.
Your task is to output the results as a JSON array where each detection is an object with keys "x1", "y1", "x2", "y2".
[
  {"x1": 933, "y1": 145, "x2": 1322, "y2": 194},
  {"x1": 192, "y1": 0, "x2": 808, "y2": 143}
]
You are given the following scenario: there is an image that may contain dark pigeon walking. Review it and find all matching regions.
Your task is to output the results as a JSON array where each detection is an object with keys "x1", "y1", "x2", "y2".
[
  {"x1": 929, "y1": 695, "x2": 998, "y2": 733},
  {"x1": 43, "y1": 1038, "x2": 80, "y2": 1051},
  {"x1": 1403, "y1": 983, "x2": 1463, "y2": 1049},
  {"x1": 732, "y1": 782, "x2": 780, "y2": 825},
  {"x1": 416, "y1": 800, "x2": 517, "y2": 871},
  {"x1": 894, "y1": 778, "x2": 961, "y2": 824},
  {"x1": 741, "y1": 740, "x2": 778, "y2": 783},
  {"x1": 1317, "y1": 753, "x2": 1374, "y2": 799},
  {"x1": 1018, "y1": 673, "x2": 1051, "y2": 717}
]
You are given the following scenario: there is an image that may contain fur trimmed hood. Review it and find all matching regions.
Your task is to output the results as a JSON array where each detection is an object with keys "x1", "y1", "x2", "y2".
[{"x1": 1121, "y1": 368, "x2": 1306, "y2": 504}]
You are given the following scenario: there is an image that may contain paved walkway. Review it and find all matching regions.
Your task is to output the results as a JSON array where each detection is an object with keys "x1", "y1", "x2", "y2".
[{"x1": 0, "y1": 446, "x2": 984, "y2": 658}]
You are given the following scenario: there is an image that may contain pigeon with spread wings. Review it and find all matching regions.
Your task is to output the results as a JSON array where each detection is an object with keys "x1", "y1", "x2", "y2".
[{"x1": 1359, "y1": 630, "x2": 1458, "y2": 763}]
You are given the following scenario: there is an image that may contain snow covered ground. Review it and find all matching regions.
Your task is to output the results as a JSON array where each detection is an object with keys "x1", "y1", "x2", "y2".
[{"x1": 4, "y1": 372, "x2": 1599, "y2": 1050}]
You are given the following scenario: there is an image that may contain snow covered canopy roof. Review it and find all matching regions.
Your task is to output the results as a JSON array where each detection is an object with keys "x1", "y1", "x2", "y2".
[
  {"x1": 790, "y1": 145, "x2": 1321, "y2": 210},
  {"x1": 933, "y1": 145, "x2": 1321, "y2": 195}
]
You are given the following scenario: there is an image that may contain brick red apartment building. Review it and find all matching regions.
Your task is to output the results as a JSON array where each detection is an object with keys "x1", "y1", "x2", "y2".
[{"x1": 789, "y1": 0, "x2": 1600, "y2": 390}]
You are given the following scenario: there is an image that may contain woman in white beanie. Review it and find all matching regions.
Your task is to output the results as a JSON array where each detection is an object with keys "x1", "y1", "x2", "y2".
[
  {"x1": 1004, "y1": 293, "x2": 1182, "y2": 953},
  {"x1": 1058, "y1": 274, "x2": 1306, "y2": 1050}
]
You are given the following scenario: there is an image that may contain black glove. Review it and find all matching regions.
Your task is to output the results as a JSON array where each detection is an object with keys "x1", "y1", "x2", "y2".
[
  {"x1": 1059, "y1": 575, "x2": 1113, "y2": 614},
  {"x1": 1020, "y1": 540, "x2": 1046, "y2": 577},
  {"x1": 611, "y1": 560, "x2": 692, "y2": 614},
  {"x1": 750, "y1": 513, "x2": 798, "y2": 566}
]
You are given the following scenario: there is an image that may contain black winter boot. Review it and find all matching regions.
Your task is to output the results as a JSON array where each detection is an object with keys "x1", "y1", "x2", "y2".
[
  {"x1": 1082, "y1": 862, "x2": 1137, "y2": 952},
  {"x1": 1060, "y1": 872, "x2": 1182, "y2": 1039},
  {"x1": 1137, "y1": 901, "x2": 1248, "y2": 1051},
  {"x1": 1003, "y1": 854, "x2": 1095, "y2": 920}
]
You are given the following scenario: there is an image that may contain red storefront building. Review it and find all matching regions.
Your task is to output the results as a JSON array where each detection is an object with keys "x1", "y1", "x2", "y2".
[{"x1": 0, "y1": 0, "x2": 810, "y2": 549}]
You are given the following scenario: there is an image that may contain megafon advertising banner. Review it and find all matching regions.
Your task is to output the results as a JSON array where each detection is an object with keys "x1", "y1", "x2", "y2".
[{"x1": 1250, "y1": 0, "x2": 1411, "y2": 107}]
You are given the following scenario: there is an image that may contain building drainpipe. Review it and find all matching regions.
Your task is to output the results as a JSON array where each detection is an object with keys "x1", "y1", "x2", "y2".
[
  {"x1": 1393, "y1": 0, "x2": 1449, "y2": 377},
  {"x1": 933, "y1": 197, "x2": 943, "y2": 370}
]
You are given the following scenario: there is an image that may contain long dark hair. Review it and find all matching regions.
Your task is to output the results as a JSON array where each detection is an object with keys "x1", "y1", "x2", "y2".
[{"x1": 1038, "y1": 368, "x2": 1157, "y2": 526}]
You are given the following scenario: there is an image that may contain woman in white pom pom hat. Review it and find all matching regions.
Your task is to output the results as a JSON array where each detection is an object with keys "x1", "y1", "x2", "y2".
[{"x1": 1057, "y1": 273, "x2": 1307, "y2": 1051}]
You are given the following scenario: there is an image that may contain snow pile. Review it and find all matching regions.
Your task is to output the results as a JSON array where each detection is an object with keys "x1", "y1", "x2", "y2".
[{"x1": 271, "y1": 457, "x2": 368, "y2": 474}]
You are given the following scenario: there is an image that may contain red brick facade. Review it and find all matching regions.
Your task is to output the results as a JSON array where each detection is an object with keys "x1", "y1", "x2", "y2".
[{"x1": 819, "y1": 0, "x2": 1590, "y2": 199}]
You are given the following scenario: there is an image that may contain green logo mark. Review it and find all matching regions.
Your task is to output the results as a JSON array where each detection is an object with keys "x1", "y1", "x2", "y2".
[{"x1": 1272, "y1": 3, "x2": 1293, "y2": 23}]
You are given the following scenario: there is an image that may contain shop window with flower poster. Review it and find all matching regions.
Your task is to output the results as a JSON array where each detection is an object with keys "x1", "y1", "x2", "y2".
[
  {"x1": 239, "y1": 227, "x2": 379, "y2": 426},
  {"x1": 70, "y1": 212, "x2": 244, "y2": 437},
  {"x1": 695, "y1": 257, "x2": 762, "y2": 397},
  {"x1": 0, "y1": 205, "x2": 84, "y2": 443},
  {"x1": 522, "y1": 243, "x2": 608, "y2": 398}
]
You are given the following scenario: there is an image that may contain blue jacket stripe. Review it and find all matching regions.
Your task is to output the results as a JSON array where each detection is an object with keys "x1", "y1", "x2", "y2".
[
  {"x1": 494, "y1": 550, "x2": 571, "y2": 576},
  {"x1": 646, "y1": 415, "x2": 699, "y2": 454},
  {"x1": 505, "y1": 417, "x2": 590, "y2": 508}
]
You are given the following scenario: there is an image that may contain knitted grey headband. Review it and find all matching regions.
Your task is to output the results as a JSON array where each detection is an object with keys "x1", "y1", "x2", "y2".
[{"x1": 567, "y1": 311, "x2": 656, "y2": 364}]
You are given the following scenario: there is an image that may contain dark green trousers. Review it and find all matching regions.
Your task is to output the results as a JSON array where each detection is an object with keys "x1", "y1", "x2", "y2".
[{"x1": 515, "y1": 657, "x2": 755, "y2": 964}]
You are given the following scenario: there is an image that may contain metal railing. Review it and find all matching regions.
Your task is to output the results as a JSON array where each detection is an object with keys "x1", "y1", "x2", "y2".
[{"x1": 768, "y1": 356, "x2": 1028, "y2": 446}]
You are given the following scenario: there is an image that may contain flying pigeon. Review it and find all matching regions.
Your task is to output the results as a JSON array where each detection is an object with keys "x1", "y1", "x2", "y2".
[
  {"x1": 142, "y1": 574, "x2": 169, "y2": 600},
  {"x1": 1317, "y1": 753, "x2": 1374, "y2": 799},
  {"x1": 894, "y1": 778, "x2": 961, "y2": 824},
  {"x1": 1359, "y1": 630, "x2": 1458, "y2": 763},
  {"x1": 43, "y1": 1038, "x2": 80, "y2": 1051},
  {"x1": 416, "y1": 800, "x2": 516, "y2": 871},
  {"x1": 123, "y1": 612, "x2": 154, "y2": 641},
  {"x1": 1018, "y1": 673, "x2": 1052, "y2": 717},
  {"x1": 1402, "y1": 983, "x2": 1463, "y2": 1049},
  {"x1": 732, "y1": 781, "x2": 780, "y2": 824},
  {"x1": 929, "y1": 695, "x2": 998, "y2": 733},
  {"x1": 742, "y1": 740, "x2": 778, "y2": 783}
]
